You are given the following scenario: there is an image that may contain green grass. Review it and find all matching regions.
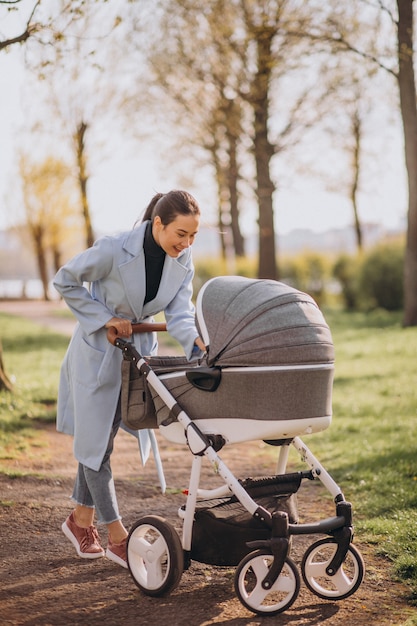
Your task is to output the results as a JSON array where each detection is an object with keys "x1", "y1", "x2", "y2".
[
  {"x1": 288, "y1": 308, "x2": 417, "y2": 605},
  {"x1": 0, "y1": 313, "x2": 68, "y2": 457},
  {"x1": 0, "y1": 307, "x2": 416, "y2": 605}
]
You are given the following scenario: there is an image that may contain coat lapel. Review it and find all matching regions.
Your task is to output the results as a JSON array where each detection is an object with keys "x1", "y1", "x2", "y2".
[
  {"x1": 118, "y1": 224, "x2": 189, "y2": 320},
  {"x1": 119, "y1": 226, "x2": 147, "y2": 320},
  {"x1": 143, "y1": 254, "x2": 188, "y2": 316}
]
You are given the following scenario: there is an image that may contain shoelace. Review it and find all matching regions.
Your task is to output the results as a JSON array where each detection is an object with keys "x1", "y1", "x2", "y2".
[{"x1": 80, "y1": 526, "x2": 101, "y2": 551}]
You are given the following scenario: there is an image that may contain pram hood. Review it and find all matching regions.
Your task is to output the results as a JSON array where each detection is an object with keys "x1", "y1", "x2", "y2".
[{"x1": 196, "y1": 276, "x2": 334, "y2": 368}]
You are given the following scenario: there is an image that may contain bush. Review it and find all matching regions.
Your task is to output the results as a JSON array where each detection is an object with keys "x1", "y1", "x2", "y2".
[
  {"x1": 359, "y1": 240, "x2": 404, "y2": 311},
  {"x1": 281, "y1": 252, "x2": 332, "y2": 306},
  {"x1": 194, "y1": 256, "x2": 257, "y2": 294},
  {"x1": 333, "y1": 253, "x2": 361, "y2": 310}
]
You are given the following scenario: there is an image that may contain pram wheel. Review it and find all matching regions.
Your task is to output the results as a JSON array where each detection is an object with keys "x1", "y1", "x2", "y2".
[
  {"x1": 234, "y1": 550, "x2": 300, "y2": 616},
  {"x1": 301, "y1": 538, "x2": 364, "y2": 600},
  {"x1": 127, "y1": 515, "x2": 184, "y2": 597}
]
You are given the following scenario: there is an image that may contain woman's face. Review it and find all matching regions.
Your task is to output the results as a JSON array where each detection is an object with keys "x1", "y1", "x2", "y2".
[{"x1": 153, "y1": 214, "x2": 200, "y2": 258}]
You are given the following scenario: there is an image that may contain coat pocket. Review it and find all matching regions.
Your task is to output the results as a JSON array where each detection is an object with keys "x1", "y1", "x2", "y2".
[{"x1": 72, "y1": 337, "x2": 106, "y2": 389}]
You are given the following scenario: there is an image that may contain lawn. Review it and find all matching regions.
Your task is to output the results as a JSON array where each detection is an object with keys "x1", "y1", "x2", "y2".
[{"x1": 0, "y1": 308, "x2": 416, "y2": 605}]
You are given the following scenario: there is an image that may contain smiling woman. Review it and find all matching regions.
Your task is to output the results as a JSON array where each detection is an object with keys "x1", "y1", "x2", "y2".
[{"x1": 53, "y1": 188, "x2": 205, "y2": 569}]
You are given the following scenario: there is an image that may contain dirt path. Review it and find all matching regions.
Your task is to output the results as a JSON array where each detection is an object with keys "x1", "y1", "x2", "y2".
[{"x1": 0, "y1": 300, "x2": 415, "y2": 625}]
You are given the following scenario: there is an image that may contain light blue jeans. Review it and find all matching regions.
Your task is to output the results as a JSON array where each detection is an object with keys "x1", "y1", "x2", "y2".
[{"x1": 71, "y1": 396, "x2": 122, "y2": 525}]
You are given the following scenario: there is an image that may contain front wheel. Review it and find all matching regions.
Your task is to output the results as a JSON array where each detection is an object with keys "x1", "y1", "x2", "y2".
[
  {"x1": 301, "y1": 538, "x2": 365, "y2": 600},
  {"x1": 127, "y1": 515, "x2": 184, "y2": 597},
  {"x1": 234, "y1": 550, "x2": 300, "y2": 616}
]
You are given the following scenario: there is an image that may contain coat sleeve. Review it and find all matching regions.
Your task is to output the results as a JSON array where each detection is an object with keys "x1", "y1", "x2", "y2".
[{"x1": 53, "y1": 237, "x2": 116, "y2": 336}]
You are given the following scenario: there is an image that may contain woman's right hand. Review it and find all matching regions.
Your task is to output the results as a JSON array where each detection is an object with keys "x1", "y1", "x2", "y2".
[{"x1": 105, "y1": 317, "x2": 132, "y2": 337}]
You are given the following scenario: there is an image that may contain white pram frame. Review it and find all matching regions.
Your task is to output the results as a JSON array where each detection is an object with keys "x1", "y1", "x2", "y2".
[{"x1": 110, "y1": 330, "x2": 364, "y2": 617}]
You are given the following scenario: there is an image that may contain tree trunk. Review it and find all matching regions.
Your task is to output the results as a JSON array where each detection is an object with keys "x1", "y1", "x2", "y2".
[
  {"x1": 351, "y1": 111, "x2": 363, "y2": 251},
  {"x1": 226, "y1": 129, "x2": 245, "y2": 257},
  {"x1": 397, "y1": 0, "x2": 417, "y2": 326},
  {"x1": 0, "y1": 341, "x2": 13, "y2": 392},
  {"x1": 31, "y1": 224, "x2": 50, "y2": 301},
  {"x1": 76, "y1": 121, "x2": 95, "y2": 249},
  {"x1": 252, "y1": 29, "x2": 278, "y2": 280}
]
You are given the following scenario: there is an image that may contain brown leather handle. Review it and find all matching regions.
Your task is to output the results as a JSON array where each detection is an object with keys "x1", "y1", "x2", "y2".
[
  {"x1": 107, "y1": 322, "x2": 167, "y2": 346},
  {"x1": 132, "y1": 322, "x2": 167, "y2": 333}
]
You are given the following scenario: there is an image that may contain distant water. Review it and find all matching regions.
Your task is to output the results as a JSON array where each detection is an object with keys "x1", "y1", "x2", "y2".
[{"x1": 0, "y1": 279, "x2": 59, "y2": 300}]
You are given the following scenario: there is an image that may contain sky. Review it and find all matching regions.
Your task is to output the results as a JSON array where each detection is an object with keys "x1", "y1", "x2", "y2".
[{"x1": 0, "y1": 40, "x2": 409, "y2": 251}]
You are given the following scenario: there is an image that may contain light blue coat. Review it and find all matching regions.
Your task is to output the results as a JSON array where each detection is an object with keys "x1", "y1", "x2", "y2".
[{"x1": 53, "y1": 222, "x2": 199, "y2": 471}]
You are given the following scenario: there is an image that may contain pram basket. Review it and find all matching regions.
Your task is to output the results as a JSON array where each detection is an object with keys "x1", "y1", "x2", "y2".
[{"x1": 109, "y1": 276, "x2": 364, "y2": 616}]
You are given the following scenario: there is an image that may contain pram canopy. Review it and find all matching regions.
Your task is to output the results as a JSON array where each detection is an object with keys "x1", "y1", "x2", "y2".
[
  {"x1": 122, "y1": 276, "x2": 335, "y2": 444},
  {"x1": 196, "y1": 276, "x2": 334, "y2": 367}
]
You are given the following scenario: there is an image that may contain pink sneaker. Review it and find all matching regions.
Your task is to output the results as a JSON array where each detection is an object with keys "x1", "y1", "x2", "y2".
[
  {"x1": 62, "y1": 511, "x2": 105, "y2": 559},
  {"x1": 106, "y1": 536, "x2": 128, "y2": 569}
]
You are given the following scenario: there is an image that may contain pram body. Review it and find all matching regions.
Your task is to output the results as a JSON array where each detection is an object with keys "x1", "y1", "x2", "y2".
[{"x1": 110, "y1": 276, "x2": 364, "y2": 616}]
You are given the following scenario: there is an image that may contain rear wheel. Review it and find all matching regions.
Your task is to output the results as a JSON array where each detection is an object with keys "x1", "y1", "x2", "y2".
[
  {"x1": 301, "y1": 538, "x2": 364, "y2": 600},
  {"x1": 127, "y1": 515, "x2": 184, "y2": 597},
  {"x1": 234, "y1": 550, "x2": 300, "y2": 616}
]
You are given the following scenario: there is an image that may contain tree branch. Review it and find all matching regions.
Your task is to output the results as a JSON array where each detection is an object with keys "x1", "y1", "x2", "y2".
[{"x1": 0, "y1": 0, "x2": 41, "y2": 51}]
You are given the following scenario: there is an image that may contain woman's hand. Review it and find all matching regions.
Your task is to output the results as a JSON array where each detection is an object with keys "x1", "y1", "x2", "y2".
[
  {"x1": 105, "y1": 317, "x2": 132, "y2": 338},
  {"x1": 194, "y1": 336, "x2": 206, "y2": 351}
]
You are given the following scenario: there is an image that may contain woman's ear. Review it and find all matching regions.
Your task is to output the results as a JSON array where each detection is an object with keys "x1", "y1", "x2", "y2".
[{"x1": 152, "y1": 215, "x2": 162, "y2": 244}]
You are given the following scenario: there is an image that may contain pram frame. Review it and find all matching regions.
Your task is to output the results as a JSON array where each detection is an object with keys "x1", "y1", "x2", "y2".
[{"x1": 109, "y1": 328, "x2": 364, "y2": 615}]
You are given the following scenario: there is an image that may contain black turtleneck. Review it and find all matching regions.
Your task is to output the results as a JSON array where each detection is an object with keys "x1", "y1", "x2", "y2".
[{"x1": 143, "y1": 221, "x2": 166, "y2": 304}]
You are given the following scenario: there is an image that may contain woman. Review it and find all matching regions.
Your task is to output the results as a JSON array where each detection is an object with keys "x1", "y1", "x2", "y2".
[{"x1": 54, "y1": 190, "x2": 205, "y2": 568}]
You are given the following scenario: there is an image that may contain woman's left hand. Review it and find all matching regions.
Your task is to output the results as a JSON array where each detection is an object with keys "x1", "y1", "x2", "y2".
[{"x1": 195, "y1": 336, "x2": 205, "y2": 351}]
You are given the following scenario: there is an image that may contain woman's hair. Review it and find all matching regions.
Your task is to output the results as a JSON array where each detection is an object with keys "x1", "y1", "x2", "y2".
[{"x1": 140, "y1": 190, "x2": 200, "y2": 225}]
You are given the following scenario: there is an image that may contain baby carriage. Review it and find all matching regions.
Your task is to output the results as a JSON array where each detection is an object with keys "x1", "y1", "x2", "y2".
[{"x1": 108, "y1": 276, "x2": 364, "y2": 616}]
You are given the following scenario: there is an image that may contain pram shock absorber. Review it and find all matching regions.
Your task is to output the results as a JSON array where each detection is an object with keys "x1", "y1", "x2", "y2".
[{"x1": 108, "y1": 276, "x2": 364, "y2": 616}]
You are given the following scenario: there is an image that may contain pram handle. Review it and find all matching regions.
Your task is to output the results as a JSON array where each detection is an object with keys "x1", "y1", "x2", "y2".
[{"x1": 107, "y1": 322, "x2": 167, "y2": 346}]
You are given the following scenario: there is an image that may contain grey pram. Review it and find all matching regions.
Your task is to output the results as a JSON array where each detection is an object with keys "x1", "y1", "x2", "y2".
[{"x1": 110, "y1": 276, "x2": 364, "y2": 616}]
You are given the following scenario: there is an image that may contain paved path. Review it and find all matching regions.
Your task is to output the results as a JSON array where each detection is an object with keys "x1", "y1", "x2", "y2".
[
  {"x1": 0, "y1": 299, "x2": 76, "y2": 336},
  {"x1": 0, "y1": 299, "x2": 179, "y2": 353}
]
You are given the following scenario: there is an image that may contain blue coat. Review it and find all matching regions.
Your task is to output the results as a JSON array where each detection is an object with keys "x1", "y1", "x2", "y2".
[{"x1": 53, "y1": 222, "x2": 199, "y2": 471}]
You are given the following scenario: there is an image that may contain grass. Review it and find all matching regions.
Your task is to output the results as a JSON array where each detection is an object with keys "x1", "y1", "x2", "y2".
[
  {"x1": 0, "y1": 313, "x2": 68, "y2": 459},
  {"x1": 0, "y1": 307, "x2": 416, "y2": 605},
  {"x1": 283, "y1": 308, "x2": 417, "y2": 605}
]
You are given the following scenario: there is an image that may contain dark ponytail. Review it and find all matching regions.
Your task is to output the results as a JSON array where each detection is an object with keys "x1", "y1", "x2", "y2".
[
  {"x1": 141, "y1": 193, "x2": 165, "y2": 222},
  {"x1": 140, "y1": 190, "x2": 200, "y2": 225}
]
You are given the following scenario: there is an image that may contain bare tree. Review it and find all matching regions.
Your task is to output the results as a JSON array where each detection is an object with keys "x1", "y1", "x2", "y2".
[
  {"x1": 0, "y1": 0, "x2": 114, "y2": 388},
  {"x1": 313, "y1": 0, "x2": 417, "y2": 325},
  {"x1": 124, "y1": 0, "x2": 248, "y2": 261},
  {"x1": 125, "y1": 0, "x2": 331, "y2": 279},
  {"x1": 397, "y1": 0, "x2": 417, "y2": 326},
  {"x1": 0, "y1": 0, "x2": 41, "y2": 50},
  {"x1": 75, "y1": 121, "x2": 94, "y2": 249}
]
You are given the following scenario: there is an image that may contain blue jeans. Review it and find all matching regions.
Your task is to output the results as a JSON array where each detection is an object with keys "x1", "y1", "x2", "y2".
[{"x1": 71, "y1": 396, "x2": 122, "y2": 525}]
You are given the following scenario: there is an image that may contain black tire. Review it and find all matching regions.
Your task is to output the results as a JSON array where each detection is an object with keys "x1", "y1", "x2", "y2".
[
  {"x1": 234, "y1": 549, "x2": 300, "y2": 616},
  {"x1": 127, "y1": 515, "x2": 184, "y2": 597},
  {"x1": 301, "y1": 538, "x2": 365, "y2": 600}
]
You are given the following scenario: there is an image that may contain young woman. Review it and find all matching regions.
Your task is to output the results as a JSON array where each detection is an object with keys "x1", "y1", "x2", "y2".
[{"x1": 54, "y1": 190, "x2": 205, "y2": 568}]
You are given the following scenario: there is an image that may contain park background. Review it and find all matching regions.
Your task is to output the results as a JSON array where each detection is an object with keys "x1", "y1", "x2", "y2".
[{"x1": 0, "y1": 2, "x2": 416, "y2": 624}]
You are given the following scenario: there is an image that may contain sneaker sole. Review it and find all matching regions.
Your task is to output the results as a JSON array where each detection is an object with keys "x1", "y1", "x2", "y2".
[
  {"x1": 106, "y1": 547, "x2": 128, "y2": 569},
  {"x1": 62, "y1": 521, "x2": 105, "y2": 559}
]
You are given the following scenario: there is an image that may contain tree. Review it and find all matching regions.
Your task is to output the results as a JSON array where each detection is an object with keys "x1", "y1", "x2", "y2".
[
  {"x1": 318, "y1": 63, "x2": 382, "y2": 253},
  {"x1": 315, "y1": 0, "x2": 417, "y2": 325},
  {"x1": 2, "y1": 0, "x2": 123, "y2": 250},
  {"x1": 0, "y1": 0, "x2": 113, "y2": 389},
  {"x1": 0, "y1": 0, "x2": 41, "y2": 50},
  {"x1": 396, "y1": 0, "x2": 417, "y2": 326},
  {"x1": 0, "y1": 339, "x2": 13, "y2": 391},
  {"x1": 126, "y1": 0, "x2": 331, "y2": 279},
  {"x1": 19, "y1": 156, "x2": 79, "y2": 300},
  {"x1": 125, "y1": 0, "x2": 248, "y2": 261}
]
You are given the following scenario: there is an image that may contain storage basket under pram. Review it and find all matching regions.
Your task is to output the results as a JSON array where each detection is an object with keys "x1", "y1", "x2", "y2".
[{"x1": 110, "y1": 276, "x2": 364, "y2": 616}]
